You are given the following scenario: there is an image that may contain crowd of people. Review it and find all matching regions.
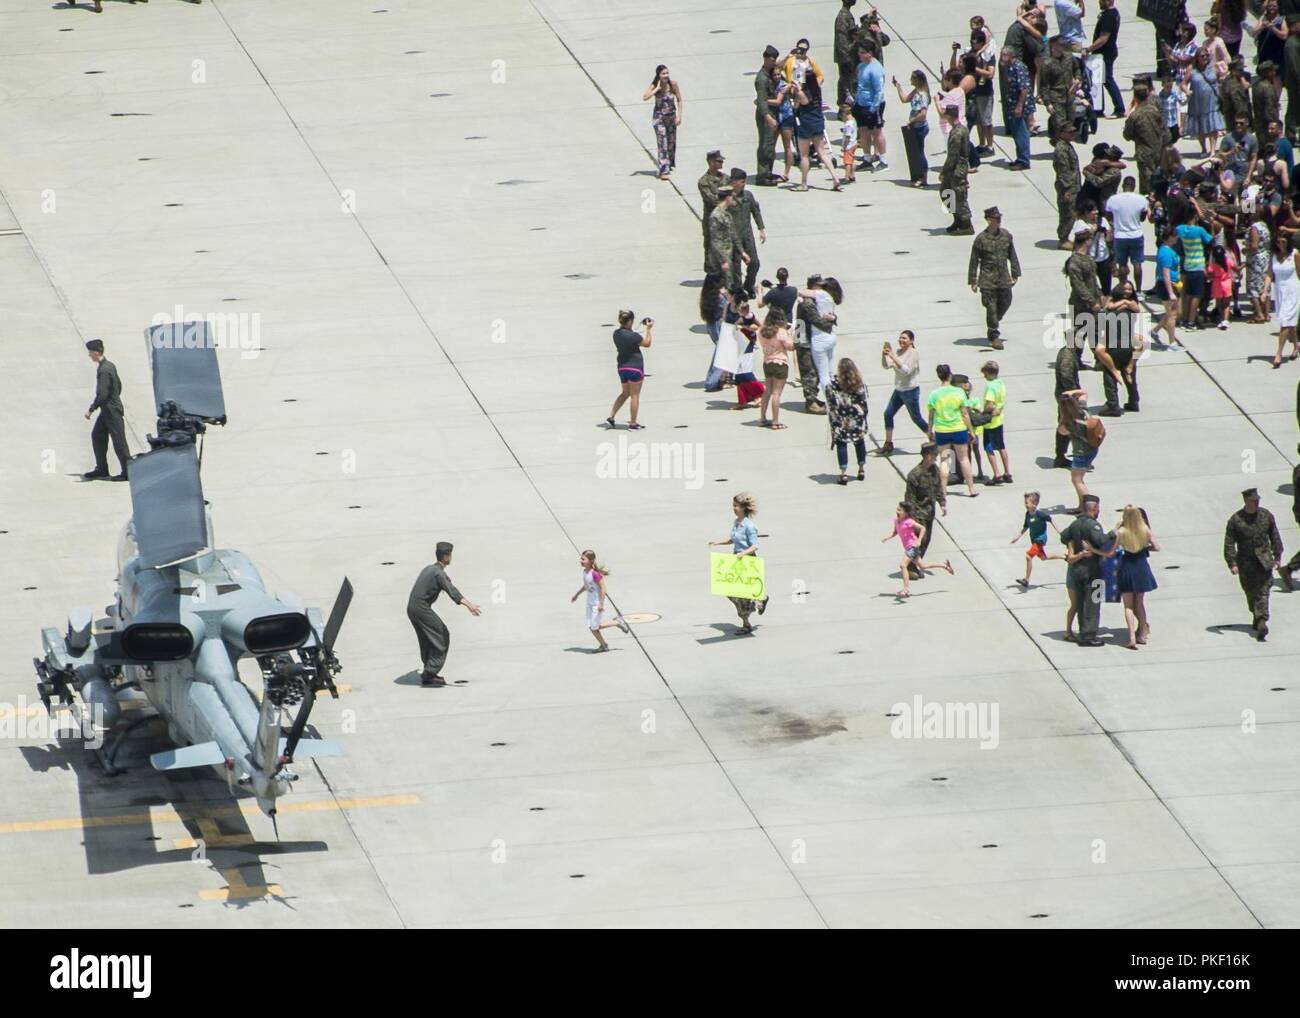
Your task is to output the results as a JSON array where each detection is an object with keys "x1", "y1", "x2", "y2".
[{"x1": 608, "y1": 1, "x2": 1300, "y2": 647}]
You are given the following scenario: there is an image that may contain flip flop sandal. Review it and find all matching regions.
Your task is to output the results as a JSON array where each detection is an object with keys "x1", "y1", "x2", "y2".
[{"x1": 772, "y1": 423, "x2": 788, "y2": 430}]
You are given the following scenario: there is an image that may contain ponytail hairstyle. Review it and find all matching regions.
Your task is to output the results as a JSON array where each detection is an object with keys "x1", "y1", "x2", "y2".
[
  {"x1": 618, "y1": 309, "x2": 636, "y2": 328},
  {"x1": 581, "y1": 550, "x2": 609, "y2": 577}
]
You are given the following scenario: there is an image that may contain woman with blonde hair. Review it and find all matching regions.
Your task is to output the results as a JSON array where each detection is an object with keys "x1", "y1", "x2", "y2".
[
  {"x1": 570, "y1": 550, "x2": 630, "y2": 651},
  {"x1": 707, "y1": 492, "x2": 769, "y2": 634},
  {"x1": 1106, "y1": 505, "x2": 1160, "y2": 649}
]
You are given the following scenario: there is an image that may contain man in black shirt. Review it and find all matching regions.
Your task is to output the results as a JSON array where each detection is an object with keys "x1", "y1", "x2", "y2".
[
  {"x1": 1090, "y1": 0, "x2": 1123, "y2": 118},
  {"x1": 407, "y1": 542, "x2": 481, "y2": 686},
  {"x1": 82, "y1": 338, "x2": 130, "y2": 481}
]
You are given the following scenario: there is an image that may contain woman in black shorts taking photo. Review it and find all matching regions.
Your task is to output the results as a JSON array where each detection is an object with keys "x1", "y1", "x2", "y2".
[{"x1": 607, "y1": 310, "x2": 652, "y2": 430}]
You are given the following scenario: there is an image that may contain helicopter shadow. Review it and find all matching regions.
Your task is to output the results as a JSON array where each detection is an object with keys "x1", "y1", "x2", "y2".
[{"x1": 18, "y1": 717, "x2": 326, "y2": 907}]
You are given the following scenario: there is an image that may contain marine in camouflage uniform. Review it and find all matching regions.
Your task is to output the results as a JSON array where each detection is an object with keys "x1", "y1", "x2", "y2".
[
  {"x1": 795, "y1": 295, "x2": 834, "y2": 413},
  {"x1": 755, "y1": 48, "x2": 781, "y2": 185},
  {"x1": 1252, "y1": 67, "x2": 1280, "y2": 142},
  {"x1": 968, "y1": 207, "x2": 1021, "y2": 346},
  {"x1": 697, "y1": 153, "x2": 727, "y2": 272},
  {"x1": 1122, "y1": 89, "x2": 1169, "y2": 196},
  {"x1": 941, "y1": 114, "x2": 972, "y2": 233},
  {"x1": 1066, "y1": 247, "x2": 1103, "y2": 346},
  {"x1": 1224, "y1": 489, "x2": 1284, "y2": 640},
  {"x1": 708, "y1": 194, "x2": 742, "y2": 293},
  {"x1": 904, "y1": 444, "x2": 946, "y2": 575},
  {"x1": 727, "y1": 170, "x2": 765, "y2": 297},
  {"x1": 1053, "y1": 126, "x2": 1081, "y2": 246},
  {"x1": 833, "y1": 0, "x2": 859, "y2": 106},
  {"x1": 1037, "y1": 40, "x2": 1077, "y2": 146},
  {"x1": 1220, "y1": 66, "x2": 1251, "y2": 140}
]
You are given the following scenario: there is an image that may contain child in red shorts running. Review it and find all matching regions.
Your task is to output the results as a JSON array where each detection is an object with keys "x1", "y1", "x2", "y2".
[{"x1": 1012, "y1": 490, "x2": 1064, "y2": 587}]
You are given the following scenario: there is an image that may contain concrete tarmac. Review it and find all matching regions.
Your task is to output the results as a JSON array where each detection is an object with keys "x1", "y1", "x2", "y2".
[{"x1": 0, "y1": 1, "x2": 1296, "y2": 927}]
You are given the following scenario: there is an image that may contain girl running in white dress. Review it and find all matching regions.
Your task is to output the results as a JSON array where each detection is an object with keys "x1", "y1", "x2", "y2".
[{"x1": 570, "y1": 550, "x2": 629, "y2": 651}]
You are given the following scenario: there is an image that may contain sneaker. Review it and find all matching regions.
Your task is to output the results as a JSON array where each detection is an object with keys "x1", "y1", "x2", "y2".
[
  {"x1": 616, "y1": 616, "x2": 631, "y2": 633},
  {"x1": 1217, "y1": 321, "x2": 1229, "y2": 331},
  {"x1": 1015, "y1": 578, "x2": 1028, "y2": 588},
  {"x1": 1002, "y1": 474, "x2": 1013, "y2": 484}
]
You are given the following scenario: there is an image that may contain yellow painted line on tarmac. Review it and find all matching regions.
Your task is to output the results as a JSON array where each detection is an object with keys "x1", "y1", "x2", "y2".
[
  {"x1": 0, "y1": 793, "x2": 418, "y2": 836},
  {"x1": 199, "y1": 868, "x2": 283, "y2": 901}
]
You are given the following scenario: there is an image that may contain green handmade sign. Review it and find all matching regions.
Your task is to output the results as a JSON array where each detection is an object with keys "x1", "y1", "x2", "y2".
[{"x1": 710, "y1": 553, "x2": 766, "y2": 598}]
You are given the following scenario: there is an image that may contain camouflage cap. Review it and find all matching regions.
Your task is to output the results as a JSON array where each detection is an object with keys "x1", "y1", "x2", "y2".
[
  {"x1": 707, "y1": 149, "x2": 724, "y2": 161},
  {"x1": 1242, "y1": 487, "x2": 1260, "y2": 500},
  {"x1": 984, "y1": 206, "x2": 1001, "y2": 219},
  {"x1": 920, "y1": 442, "x2": 938, "y2": 456},
  {"x1": 763, "y1": 44, "x2": 780, "y2": 58}
]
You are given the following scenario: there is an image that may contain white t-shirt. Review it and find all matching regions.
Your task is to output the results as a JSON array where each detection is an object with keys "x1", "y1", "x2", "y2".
[
  {"x1": 1071, "y1": 218, "x2": 1111, "y2": 262},
  {"x1": 1105, "y1": 192, "x2": 1148, "y2": 240},
  {"x1": 891, "y1": 345, "x2": 919, "y2": 391}
]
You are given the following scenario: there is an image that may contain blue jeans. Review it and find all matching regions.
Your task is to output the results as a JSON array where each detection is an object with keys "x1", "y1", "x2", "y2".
[
  {"x1": 883, "y1": 387, "x2": 926, "y2": 432},
  {"x1": 835, "y1": 438, "x2": 867, "y2": 471},
  {"x1": 1008, "y1": 113, "x2": 1030, "y2": 167},
  {"x1": 810, "y1": 333, "x2": 836, "y2": 392},
  {"x1": 704, "y1": 319, "x2": 724, "y2": 389},
  {"x1": 1102, "y1": 54, "x2": 1124, "y2": 116}
]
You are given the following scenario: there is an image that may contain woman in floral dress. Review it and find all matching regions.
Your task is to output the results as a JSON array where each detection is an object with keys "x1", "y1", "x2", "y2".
[{"x1": 826, "y1": 357, "x2": 868, "y2": 485}]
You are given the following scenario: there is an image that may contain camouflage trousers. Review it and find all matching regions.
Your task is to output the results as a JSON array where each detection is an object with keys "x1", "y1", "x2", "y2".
[
  {"x1": 1238, "y1": 563, "x2": 1274, "y2": 628},
  {"x1": 794, "y1": 344, "x2": 822, "y2": 408},
  {"x1": 940, "y1": 172, "x2": 970, "y2": 226},
  {"x1": 756, "y1": 108, "x2": 777, "y2": 181},
  {"x1": 981, "y1": 287, "x2": 1013, "y2": 339},
  {"x1": 1057, "y1": 189, "x2": 1079, "y2": 244}
]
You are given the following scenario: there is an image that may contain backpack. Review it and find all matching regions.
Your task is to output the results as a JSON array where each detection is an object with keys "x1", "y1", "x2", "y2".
[{"x1": 1085, "y1": 415, "x2": 1107, "y2": 447}]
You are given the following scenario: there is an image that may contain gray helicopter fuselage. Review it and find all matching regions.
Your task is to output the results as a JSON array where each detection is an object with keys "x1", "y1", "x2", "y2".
[{"x1": 116, "y1": 535, "x2": 310, "y2": 815}]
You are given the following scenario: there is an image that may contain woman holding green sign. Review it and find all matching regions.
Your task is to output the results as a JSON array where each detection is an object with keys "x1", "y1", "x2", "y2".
[{"x1": 708, "y1": 491, "x2": 769, "y2": 634}]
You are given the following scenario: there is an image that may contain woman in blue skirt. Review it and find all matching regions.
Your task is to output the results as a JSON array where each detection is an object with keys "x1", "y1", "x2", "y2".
[
  {"x1": 1107, "y1": 504, "x2": 1160, "y2": 650},
  {"x1": 791, "y1": 74, "x2": 841, "y2": 191}
]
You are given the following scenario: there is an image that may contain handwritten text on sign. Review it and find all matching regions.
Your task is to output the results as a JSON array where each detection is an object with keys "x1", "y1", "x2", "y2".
[{"x1": 710, "y1": 553, "x2": 766, "y2": 598}]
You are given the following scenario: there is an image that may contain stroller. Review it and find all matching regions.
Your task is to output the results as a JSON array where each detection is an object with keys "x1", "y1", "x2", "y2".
[{"x1": 1071, "y1": 53, "x2": 1102, "y2": 143}]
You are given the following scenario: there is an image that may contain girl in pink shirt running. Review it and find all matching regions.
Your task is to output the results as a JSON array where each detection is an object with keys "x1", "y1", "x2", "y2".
[{"x1": 882, "y1": 503, "x2": 953, "y2": 598}]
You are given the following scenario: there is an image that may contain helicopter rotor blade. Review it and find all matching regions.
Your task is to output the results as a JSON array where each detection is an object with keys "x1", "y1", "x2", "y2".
[
  {"x1": 281, "y1": 687, "x2": 316, "y2": 766},
  {"x1": 320, "y1": 577, "x2": 353, "y2": 655}
]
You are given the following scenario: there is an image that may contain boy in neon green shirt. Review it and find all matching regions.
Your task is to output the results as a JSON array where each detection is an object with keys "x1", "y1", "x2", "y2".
[
  {"x1": 927, "y1": 368, "x2": 978, "y2": 497},
  {"x1": 980, "y1": 360, "x2": 1011, "y2": 485}
]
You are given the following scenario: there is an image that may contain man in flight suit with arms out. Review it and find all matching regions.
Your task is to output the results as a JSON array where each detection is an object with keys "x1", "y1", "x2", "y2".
[{"x1": 408, "y1": 542, "x2": 482, "y2": 686}]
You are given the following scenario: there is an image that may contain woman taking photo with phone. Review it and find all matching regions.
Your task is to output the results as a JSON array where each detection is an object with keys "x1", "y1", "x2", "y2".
[{"x1": 607, "y1": 310, "x2": 652, "y2": 430}]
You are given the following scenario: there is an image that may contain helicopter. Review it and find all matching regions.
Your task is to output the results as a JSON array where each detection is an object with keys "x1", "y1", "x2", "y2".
[{"x1": 33, "y1": 321, "x2": 352, "y2": 836}]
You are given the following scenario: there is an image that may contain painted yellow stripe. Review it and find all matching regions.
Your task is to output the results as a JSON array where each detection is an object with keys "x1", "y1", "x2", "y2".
[
  {"x1": 199, "y1": 868, "x2": 283, "y2": 901},
  {"x1": 0, "y1": 793, "x2": 417, "y2": 835}
]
